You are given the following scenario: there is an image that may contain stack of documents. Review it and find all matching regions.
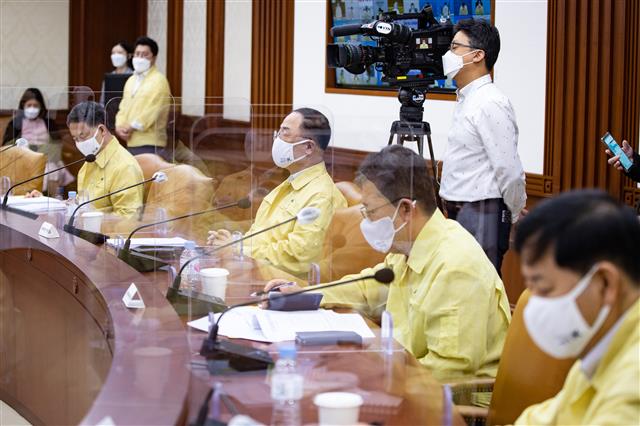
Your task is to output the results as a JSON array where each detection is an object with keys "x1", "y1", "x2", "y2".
[
  {"x1": 6, "y1": 196, "x2": 66, "y2": 213},
  {"x1": 187, "y1": 307, "x2": 375, "y2": 343},
  {"x1": 106, "y1": 237, "x2": 187, "y2": 248}
]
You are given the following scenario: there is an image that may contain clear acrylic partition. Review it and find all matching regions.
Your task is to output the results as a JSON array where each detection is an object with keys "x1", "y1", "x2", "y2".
[
  {"x1": 0, "y1": 86, "x2": 188, "y2": 424},
  {"x1": 176, "y1": 102, "x2": 443, "y2": 425}
]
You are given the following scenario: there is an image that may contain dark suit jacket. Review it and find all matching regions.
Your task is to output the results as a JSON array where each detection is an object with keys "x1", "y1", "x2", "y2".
[{"x1": 625, "y1": 152, "x2": 640, "y2": 182}]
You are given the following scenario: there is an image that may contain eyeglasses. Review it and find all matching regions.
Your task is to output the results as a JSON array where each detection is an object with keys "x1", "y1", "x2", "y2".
[
  {"x1": 360, "y1": 198, "x2": 412, "y2": 220},
  {"x1": 449, "y1": 41, "x2": 481, "y2": 51},
  {"x1": 360, "y1": 201, "x2": 393, "y2": 220},
  {"x1": 274, "y1": 128, "x2": 312, "y2": 143}
]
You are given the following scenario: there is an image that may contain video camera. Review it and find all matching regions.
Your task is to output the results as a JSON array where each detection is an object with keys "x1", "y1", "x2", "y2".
[{"x1": 327, "y1": 5, "x2": 453, "y2": 88}]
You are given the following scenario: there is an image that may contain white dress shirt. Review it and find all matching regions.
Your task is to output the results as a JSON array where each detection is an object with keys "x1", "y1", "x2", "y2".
[
  {"x1": 580, "y1": 310, "x2": 627, "y2": 378},
  {"x1": 130, "y1": 69, "x2": 151, "y2": 130},
  {"x1": 440, "y1": 74, "x2": 526, "y2": 222}
]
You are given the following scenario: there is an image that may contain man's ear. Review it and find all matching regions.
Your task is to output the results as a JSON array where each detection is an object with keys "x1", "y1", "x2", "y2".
[
  {"x1": 306, "y1": 140, "x2": 317, "y2": 154},
  {"x1": 399, "y1": 199, "x2": 416, "y2": 220},
  {"x1": 598, "y1": 261, "x2": 622, "y2": 306},
  {"x1": 473, "y1": 49, "x2": 486, "y2": 64}
]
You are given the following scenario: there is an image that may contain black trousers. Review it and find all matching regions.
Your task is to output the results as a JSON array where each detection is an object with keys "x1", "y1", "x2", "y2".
[
  {"x1": 443, "y1": 198, "x2": 512, "y2": 276},
  {"x1": 127, "y1": 145, "x2": 163, "y2": 156}
]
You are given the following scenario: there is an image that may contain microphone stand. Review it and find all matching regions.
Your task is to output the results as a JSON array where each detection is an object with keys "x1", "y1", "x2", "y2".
[
  {"x1": 118, "y1": 199, "x2": 250, "y2": 273},
  {"x1": 199, "y1": 268, "x2": 395, "y2": 372},
  {"x1": 1, "y1": 155, "x2": 94, "y2": 220},
  {"x1": 166, "y1": 215, "x2": 300, "y2": 317},
  {"x1": 63, "y1": 175, "x2": 160, "y2": 245}
]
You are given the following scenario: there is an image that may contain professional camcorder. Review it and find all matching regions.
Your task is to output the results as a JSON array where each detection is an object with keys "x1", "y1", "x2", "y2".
[{"x1": 327, "y1": 5, "x2": 453, "y2": 87}]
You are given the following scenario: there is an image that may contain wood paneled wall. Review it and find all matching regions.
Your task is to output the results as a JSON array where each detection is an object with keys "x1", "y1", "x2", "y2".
[
  {"x1": 167, "y1": 0, "x2": 184, "y2": 98},
  {"x1": 206, "y1": 0, "x2": 225, "y2": 101},
  {"x1": 68, "y1": 0, "x2": 147, "y2": 93},
  {"x1": 250, "y1": 0, "x2": 295, "y2": 131},
  {"x1": 544, "y1": 0, "x2": 640, "y2": 205}
]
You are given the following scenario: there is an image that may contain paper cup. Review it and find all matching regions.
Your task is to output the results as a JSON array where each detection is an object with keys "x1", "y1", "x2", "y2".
[
  {"x1": 314, "y1": 392, "x2": 364, "y2": 425},
  {"x1": 200, "y1": 268, "x2": 229, "y2": 299},
  {"x1": 81, "y1": 211, "x2": 104, "y2": 233}
]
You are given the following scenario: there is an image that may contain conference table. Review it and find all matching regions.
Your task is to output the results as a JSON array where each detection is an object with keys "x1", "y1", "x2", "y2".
[{"x1": 0, "y1": 208, "x2": 464, "y2": 425}]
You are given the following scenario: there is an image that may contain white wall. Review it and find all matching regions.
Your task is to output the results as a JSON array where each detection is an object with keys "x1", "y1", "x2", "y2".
[
  {"x1": 223, "y1": 0, "x2": 252, "y2": 121},
  {"x1": 181, "y1": 0, "x2": 207, "y2": 116},
  {"x1": 494, "y1": 0, "x2": 547, "y2": 174},
  {"x1": 0, "y1": 0, "x2": 70, "y2": 109},
  {"x1": 292, "y1": 0, "x2": 547, "y2": 174},
  {"x1": 147, "y1": 0, "x2": 168, "y2": 75}
]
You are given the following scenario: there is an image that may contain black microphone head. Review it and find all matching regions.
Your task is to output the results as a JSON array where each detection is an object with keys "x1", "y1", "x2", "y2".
[
  {"x1": 374, "y1": 268, "x2": 394, "y2": 284},
  {"x1": 84, "y1": 154, "x2": 97, "y2": 163},
  {"x1": 237, "y1": 197, "x2": 251, "y2": 209}
]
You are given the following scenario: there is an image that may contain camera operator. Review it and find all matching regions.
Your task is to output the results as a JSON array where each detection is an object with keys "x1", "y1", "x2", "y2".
[{"x1": 439, "y1": 19, "x2": 526, "y2": 275}]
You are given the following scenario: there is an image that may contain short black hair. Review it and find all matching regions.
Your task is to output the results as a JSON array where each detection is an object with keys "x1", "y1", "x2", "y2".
[
  {"x1": 134, "y1": 36, "x2": 159, "y2": 56},
  {"x1": 454, "y1": 19, "x2": 500, "y2": 71},
  {"x1": 356, "y1": 145, "x2": 437, "y2": 214},
  {"x1": 292, "y1": 108, "x2": 332, "y2": 150},
  {"x1": 515, "y1": 190, "x2": 640, "y2": 283},
  {"x1": 19, "y1": 88, "x2": 47, "y2": 119},
  {"x1": 67, "y1": 101, "x2": 106, "y2": 128}
]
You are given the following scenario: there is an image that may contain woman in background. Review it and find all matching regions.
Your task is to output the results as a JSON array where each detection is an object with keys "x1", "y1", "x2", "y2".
[
  {"x1": 2, "y1": 88, "x2": 74, "y2": 194},
  {"x1": 100, "y1": 41, "x2": 133, "y2": 105}
]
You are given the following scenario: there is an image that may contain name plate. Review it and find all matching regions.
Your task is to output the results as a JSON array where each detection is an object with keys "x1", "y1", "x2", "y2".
[{"x1": 122, "y1": 283, "x2": 145, "y2": 309}]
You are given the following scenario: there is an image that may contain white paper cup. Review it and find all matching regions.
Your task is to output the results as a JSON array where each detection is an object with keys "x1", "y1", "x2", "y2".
[
  {"x1": 314, "y1": 392, "x2": 364, "y2": 425},
  {"x1": 81, "y1": 211, "x2": 104, "y2": 233},
  {"x1": 133, "y1": 346, "x2": 172, "y2": 399},
  {"x1": 200, "y1": 268, "x2": 229, "y2": 299}
]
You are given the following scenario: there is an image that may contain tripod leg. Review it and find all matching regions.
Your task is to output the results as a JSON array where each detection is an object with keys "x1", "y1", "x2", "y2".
[
  {"x1": 425, "y1": 133, "x2": 443, "y2": 211},
  {"x1": 388, "y1": 133, "x2": 394, "y2": 146}
]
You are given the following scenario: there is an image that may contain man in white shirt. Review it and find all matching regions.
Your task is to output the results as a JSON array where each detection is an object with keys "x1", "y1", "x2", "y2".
[{"x1": 439, "y1": 19, "x2": 526, "y2": 274}]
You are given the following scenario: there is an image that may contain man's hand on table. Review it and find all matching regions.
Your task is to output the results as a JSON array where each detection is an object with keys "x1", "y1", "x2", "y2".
[
  {"x1": 263, "y1": 279, "x2": 302, "y2": 294},
  {"x1": 24, "y1": 190, "x2": 43, "y2": 198},
  {"x1": 207, "y1": 228, "x2": 235, "y2": 256}
]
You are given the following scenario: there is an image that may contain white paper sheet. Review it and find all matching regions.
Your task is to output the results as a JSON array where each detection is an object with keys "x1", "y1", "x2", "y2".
[
  {"x1": 187, "y1": 308, "x2": 374, "y2": 343},
  {"x1": 106, "y1": 237, "x2": 187, "y2": 248},
  {"x1": 6, "y1": 195, "x2": 66, "y2": 212}
]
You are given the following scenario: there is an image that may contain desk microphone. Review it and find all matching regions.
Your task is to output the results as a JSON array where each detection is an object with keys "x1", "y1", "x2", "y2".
[
  {"x1": 1, "y1": 154, "x2": 96, "y2": 219},
  {"x1": 118, "y1": 197, "x2": 251, "y2": 272},
  {"x1": 199, "y1": 267, "x2": 395, "y2": 371},
  {"x1": 166, "y1": 206, "x2": 321, "y2": 317},
  {"x1": 63, "y1": 171, "x2": 168, "y2": 244},
  {"x1": 0, "y1": 137, "x2": 28, "y2": 153}
]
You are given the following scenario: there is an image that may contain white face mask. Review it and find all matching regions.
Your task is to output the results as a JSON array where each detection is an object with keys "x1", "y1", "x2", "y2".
[
  {"x1": 524, "y1": 265, "x2": 611, "y2": 359},
  {"x1": 23, "y1": 106, "x2": 40, "y2": 120},
  {"x1": 360, "y1": 201, "x2": 413, "y2": 253},
  {"x1": 132, "y1": 57, "x2": 151, "y2": 73},
  {"x1": 75, "y1": 127, "x2": 104, "y2": 157},
  {"x1": 271, "y1": 136, "x2": 311, "y2": 168},
  {"x1": 441, "y1": 49, "x2": 478, "y2": 79},
  {"x1": 111, "y1": 53, "x2": 127, "y2": 68}
]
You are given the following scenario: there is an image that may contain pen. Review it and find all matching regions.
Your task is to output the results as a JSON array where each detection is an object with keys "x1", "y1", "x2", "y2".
[{"x1": 250, "y1": 281, "x2": 296, "y2": 297}]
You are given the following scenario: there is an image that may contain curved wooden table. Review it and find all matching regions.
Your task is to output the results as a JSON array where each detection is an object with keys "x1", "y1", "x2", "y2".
[
  {"x1": 1, "y1": 208, "x2": 464, "y2": 425},
  {"x1": 0, "y1": 210, "x2": 190, "y2": 425}
]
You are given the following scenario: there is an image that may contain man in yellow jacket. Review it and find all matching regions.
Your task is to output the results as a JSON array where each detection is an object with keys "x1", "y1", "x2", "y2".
[
  {"x1": 69, "y1": 101, "x2": 144, "y2": 217},
  {"x1": 208, "y1": 108, "x2": 347, "y2": 278},
  {"x1": 514, "y1": 190, "x2": 639, "y2": 425},
  {"x1": 115, "y1": 36, "x2": 171, "y2": 155},
  {"x1": 265, "y1": 145, "x2": 511, "y2": 382},
  {"x1": 26, "y1": 102, "x2": 144, "y2": 216}
]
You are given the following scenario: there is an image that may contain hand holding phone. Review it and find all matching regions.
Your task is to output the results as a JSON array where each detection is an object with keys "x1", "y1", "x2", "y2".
[{"x1": 602, "y1": 132, "x2": 633, "y2": 171}]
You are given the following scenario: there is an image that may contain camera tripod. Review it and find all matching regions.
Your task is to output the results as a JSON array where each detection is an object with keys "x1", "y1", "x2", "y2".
[{"x1": 387, "y1": 86, "x2": 442, "y2": 209}]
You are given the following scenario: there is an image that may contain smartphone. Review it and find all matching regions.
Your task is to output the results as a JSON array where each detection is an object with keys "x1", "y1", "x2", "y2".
[{"x1": 602, "y1": 132, "x2": 633, "y2": 171}]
